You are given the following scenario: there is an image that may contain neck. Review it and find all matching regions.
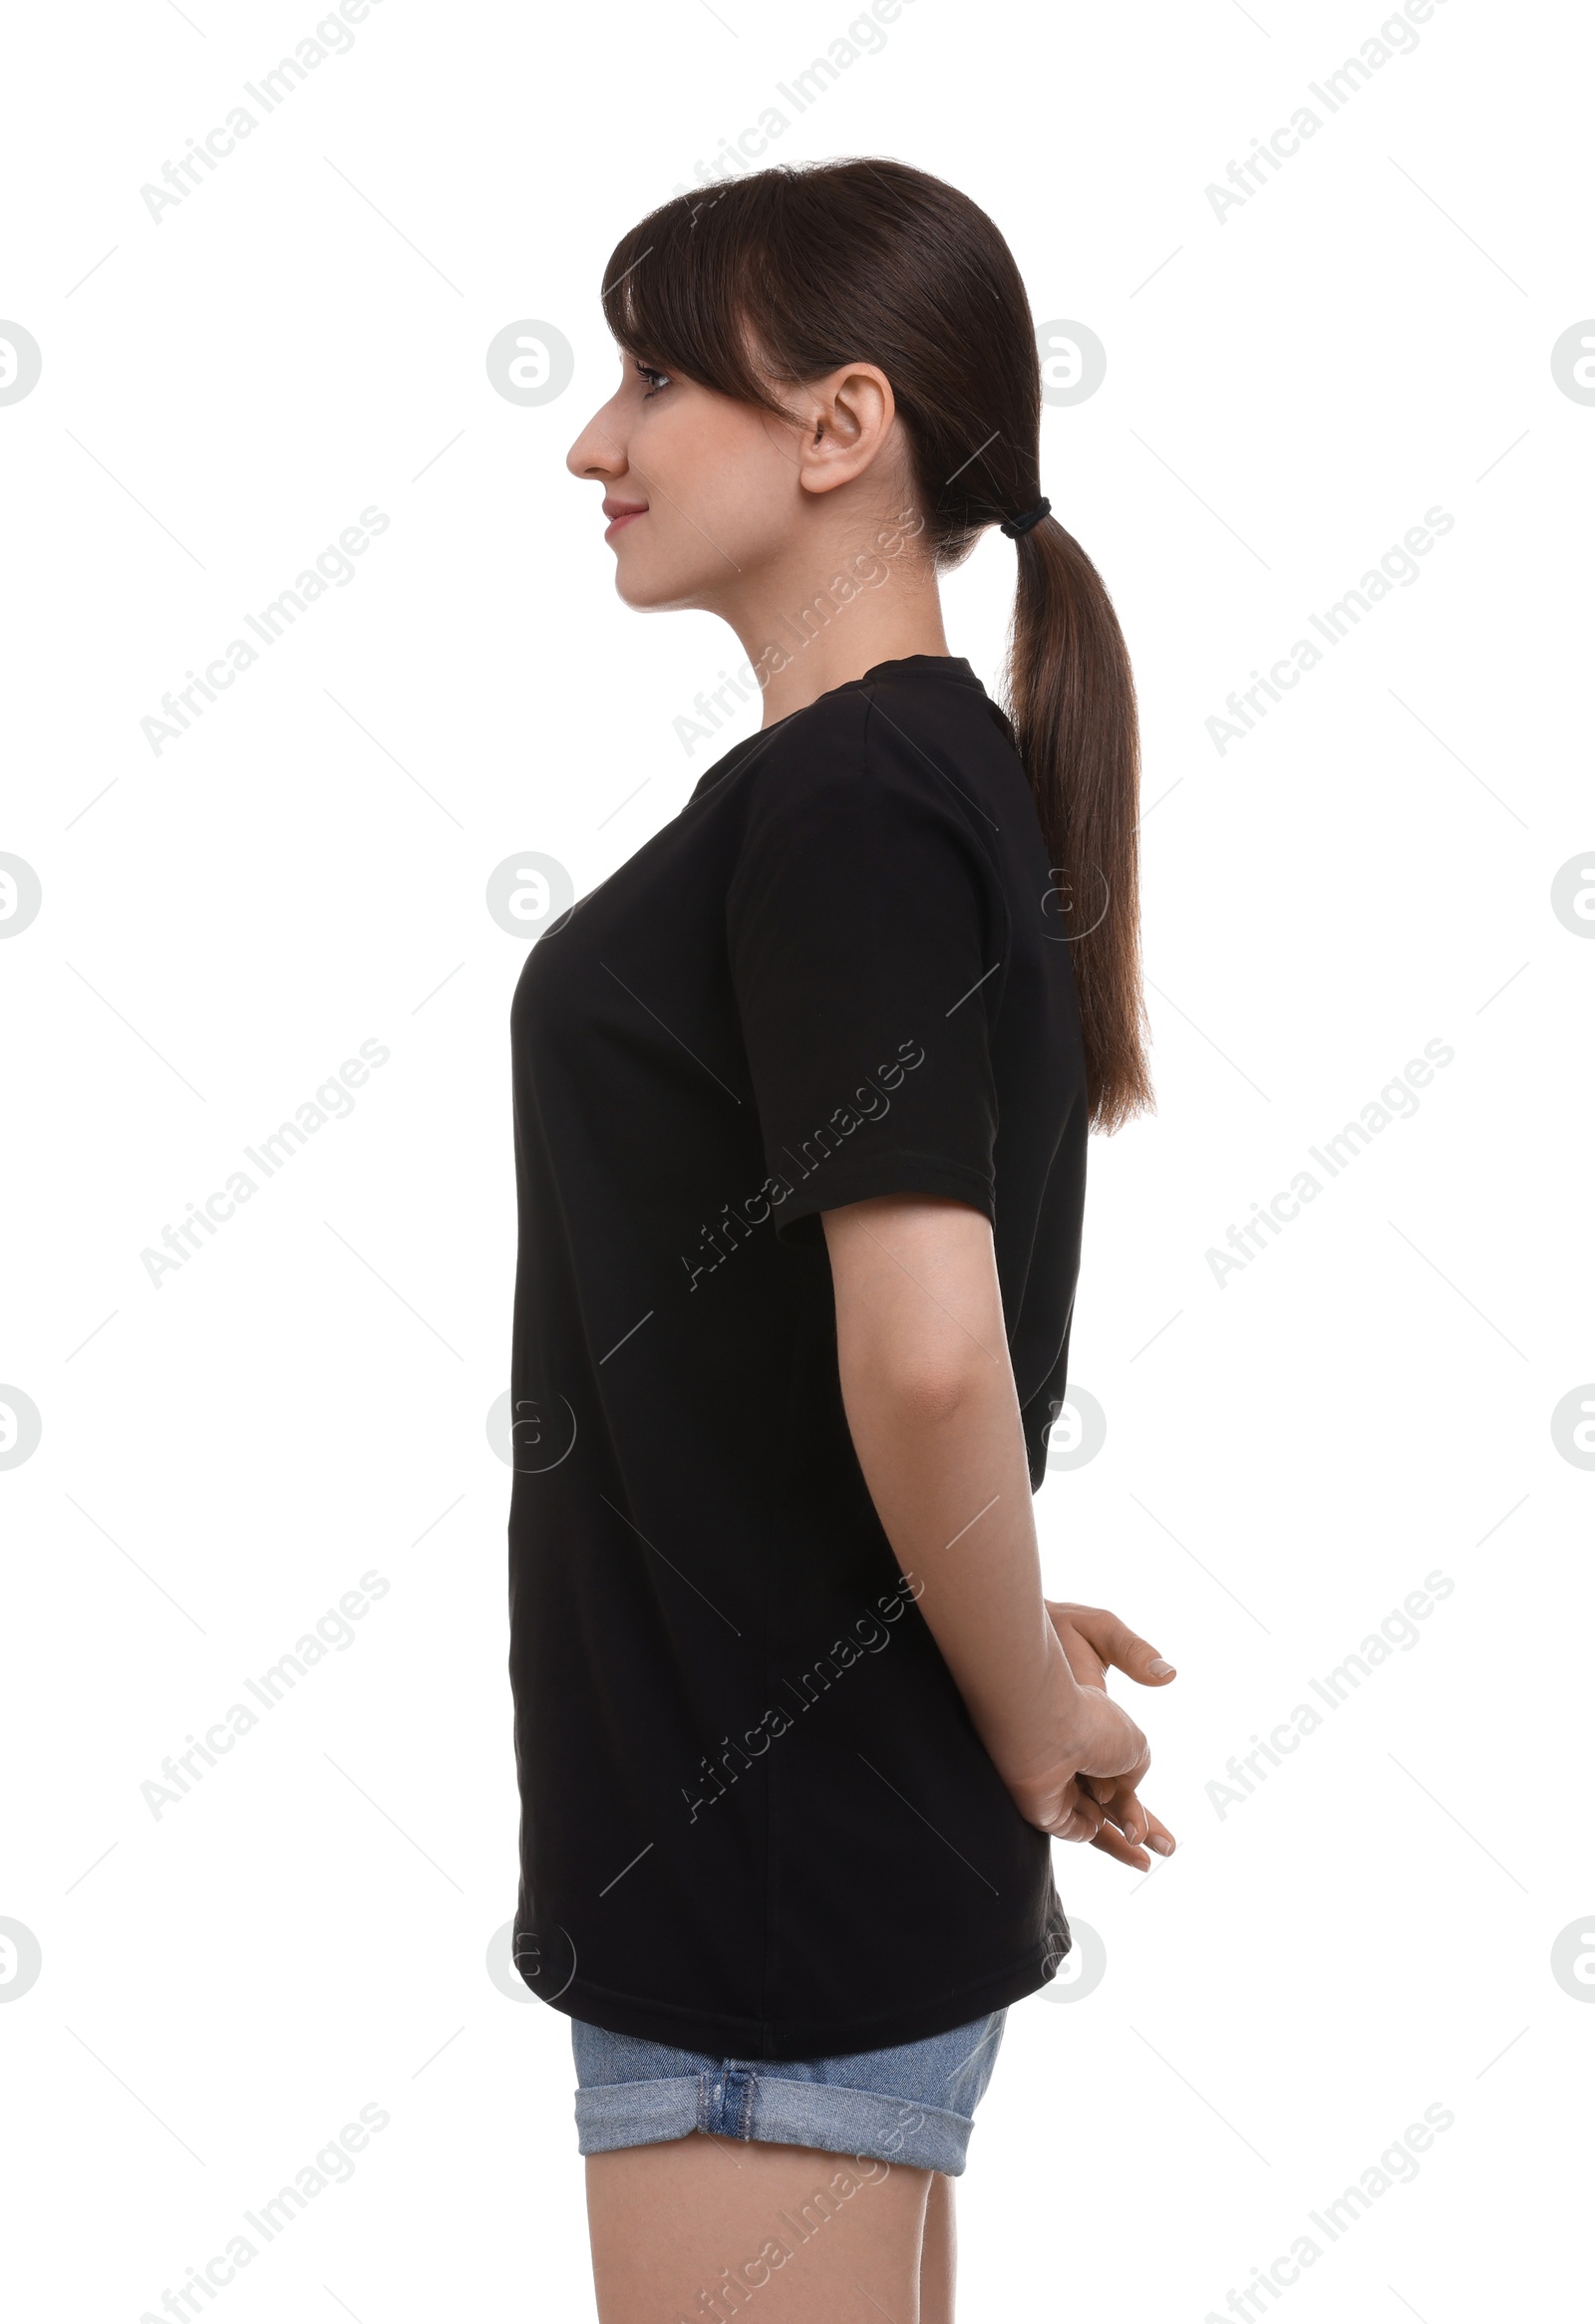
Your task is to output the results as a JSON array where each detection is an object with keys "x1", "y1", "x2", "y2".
[{"x1": 712, "y1": 532, "x2": 951, "y2": 729}]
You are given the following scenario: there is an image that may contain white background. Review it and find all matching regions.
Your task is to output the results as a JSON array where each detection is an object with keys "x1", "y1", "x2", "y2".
[{"x1": 2, "y1": 1, "x2": 1590, "y2": 2317}]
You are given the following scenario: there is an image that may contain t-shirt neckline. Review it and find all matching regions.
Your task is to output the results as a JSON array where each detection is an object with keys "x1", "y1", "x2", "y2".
[
  {"x1": 757, "y1": 652, "x2": 983, "y2": 738},
  {"x1": 687, "y1": 656, "x2": 985, "y2": 803},
  {"x1": 859, "y1": 653, "x2": 981, "y2": 688}
]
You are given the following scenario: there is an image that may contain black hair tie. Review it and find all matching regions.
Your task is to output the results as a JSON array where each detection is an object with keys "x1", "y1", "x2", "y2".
[{"x1": 1000, "y1": 497, "x2": 1052, "y2": 538}]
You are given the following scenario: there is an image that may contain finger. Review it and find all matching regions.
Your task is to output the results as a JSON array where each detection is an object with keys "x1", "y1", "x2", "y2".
[
  {"x1": 1100, "y1": 1781, "x2": 1156, "y2": 1850},
  {"x1": 1088, "y1": 1780, "x2": 1175, "y2": 1858},
  {"x1": 1047, "y1": 1610, "x2": 1109, "y2": 1693},
  {"x1": 1104, "y1": 1786, "x2": 1146, "y2": 1848},
  {"x1": 1041, "y1": 1776, "x2": 1089, "y2": 1842},
  {"x1": 1089, "y1": 1819, "x2": 1150, "y2": 1873},
  {"x1": 1140, "y1": 1805, "x2": 1176, "y2": 1858},
  {"x1": 1050, "y1": 1795, "x2": 1104, "y2": 1845},
  {"x1": 1069, "y1": 1604, "x2": 1176, "y2": 1687}
]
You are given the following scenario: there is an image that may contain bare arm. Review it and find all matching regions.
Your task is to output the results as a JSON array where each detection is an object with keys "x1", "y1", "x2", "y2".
[{"x1": 820, "y1": 1191, "x2": 1154, "y2": 1859}]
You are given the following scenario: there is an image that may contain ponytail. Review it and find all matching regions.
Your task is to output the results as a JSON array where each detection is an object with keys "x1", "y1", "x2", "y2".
[{"x1": 1004, "y1": 517, "x2": 1151, "y2": 1129}]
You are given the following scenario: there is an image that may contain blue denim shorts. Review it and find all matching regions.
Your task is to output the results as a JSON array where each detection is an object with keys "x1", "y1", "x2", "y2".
[{"x1": 570, "y1": 2008, "x2": 1006, "y2": 2176}]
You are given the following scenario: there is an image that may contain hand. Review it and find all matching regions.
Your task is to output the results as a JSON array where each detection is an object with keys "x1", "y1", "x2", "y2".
[
  {"x1": 1046, "y1": 1599, "x2": 1177, "y2": 1870},
  {"x1": 995, "y1": 1634, "x2": 1150, "y2": 1854}
]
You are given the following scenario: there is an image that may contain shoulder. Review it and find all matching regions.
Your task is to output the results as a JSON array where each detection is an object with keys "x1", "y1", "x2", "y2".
[{"x1": 739, "y1": 672, "x2": 1022, "y2": 843}]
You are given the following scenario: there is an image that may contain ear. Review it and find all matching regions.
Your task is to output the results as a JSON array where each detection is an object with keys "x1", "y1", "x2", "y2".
[{"x1": 795, "y1": 363, "x2": 897, "y2": 499}]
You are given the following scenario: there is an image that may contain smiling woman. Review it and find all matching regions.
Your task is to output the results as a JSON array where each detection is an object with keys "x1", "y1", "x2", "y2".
[{"x1": 505, "y1": 157, "x2": 1175, "y2": 2324}]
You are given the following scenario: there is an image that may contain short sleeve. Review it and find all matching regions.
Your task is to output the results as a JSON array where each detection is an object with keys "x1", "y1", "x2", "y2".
[{"x1": 726, "y1": 698, "x2": 1008, "y2": 1245}]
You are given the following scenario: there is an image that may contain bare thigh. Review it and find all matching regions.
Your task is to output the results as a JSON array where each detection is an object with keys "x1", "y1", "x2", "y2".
[
  {"x1": 919, "y1": 2170, "x2": 956, "y2": 2324},
  {"x1": 584, "y1": 2129, "x2": 932, "y2": 2323}
]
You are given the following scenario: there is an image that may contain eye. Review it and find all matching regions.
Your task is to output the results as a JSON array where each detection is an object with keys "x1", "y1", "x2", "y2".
[{"x1": 633, "y1": 359, "x2": 672, "y2": 399}]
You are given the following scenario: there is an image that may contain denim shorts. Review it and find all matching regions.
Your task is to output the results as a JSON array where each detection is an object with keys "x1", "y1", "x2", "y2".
[{"x1": 570, "y1": 2008, "x2": 1006, "y2": 2176}]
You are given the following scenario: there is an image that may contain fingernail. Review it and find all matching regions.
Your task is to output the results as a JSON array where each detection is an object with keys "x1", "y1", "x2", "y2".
[
  {"x1": 1151, "y1": 1836, "x2": 1173, "y2": 1855},
  {"x1": 1148, "y1": 1658, "x2": 1174, "y2": 1676}
]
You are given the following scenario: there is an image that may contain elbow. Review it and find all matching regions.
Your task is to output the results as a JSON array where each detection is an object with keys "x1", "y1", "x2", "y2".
[{"x1": 842, "y1": 1345, "x2": 988, "y2": 1431}]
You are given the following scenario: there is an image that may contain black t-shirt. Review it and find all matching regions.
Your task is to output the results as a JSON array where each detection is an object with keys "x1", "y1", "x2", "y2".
[{"x1": 507, "y1": 655, "x2": 1087, "y2": 2059}]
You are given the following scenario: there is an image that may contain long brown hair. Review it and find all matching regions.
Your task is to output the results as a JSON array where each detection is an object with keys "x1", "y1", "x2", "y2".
[{"x1": 600, "y1": 158, "x2": 1151, "y2": 1130}]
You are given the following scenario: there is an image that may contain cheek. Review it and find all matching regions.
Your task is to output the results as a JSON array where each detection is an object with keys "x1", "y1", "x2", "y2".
[
  {"x1": 624, "y1": 413, "x2": 791, "y2": 584},
  {"x1": 659, "y1": 412, "x2": 770, "y2": 521}
]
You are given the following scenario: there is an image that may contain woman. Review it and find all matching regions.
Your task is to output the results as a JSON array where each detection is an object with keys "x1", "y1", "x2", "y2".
[{"x1": 508, "y1": 158, "x2": 1177, "y2": 2323}]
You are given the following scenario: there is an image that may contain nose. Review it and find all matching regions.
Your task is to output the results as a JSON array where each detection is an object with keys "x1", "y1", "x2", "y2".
[{"x1": 566, "y1": 394, "x2": 629, "y2": 484}]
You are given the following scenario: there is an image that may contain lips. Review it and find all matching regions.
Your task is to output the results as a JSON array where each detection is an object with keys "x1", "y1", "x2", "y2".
[{"x1": 602, "y1": 499, "x2": 647, "y2": 536}]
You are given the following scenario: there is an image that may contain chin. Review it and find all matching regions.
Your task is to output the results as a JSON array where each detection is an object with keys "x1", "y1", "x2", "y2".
[
  {"x1": 613, "y1": 567, "x2": 665, "y2": 610},
  {"x1": 613, "y1": 556, "x2": 713, "y2": 614}
]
